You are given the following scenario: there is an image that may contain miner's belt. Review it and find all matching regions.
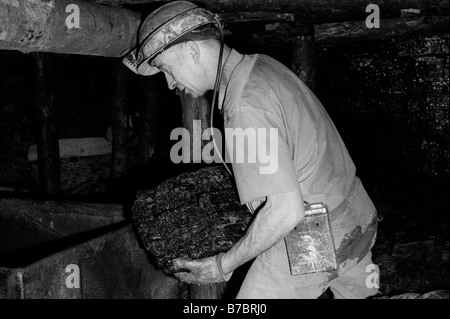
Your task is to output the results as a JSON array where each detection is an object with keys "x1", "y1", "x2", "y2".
[{"x1": 329, "y1": 176, "x2": 360, "y2": 217}]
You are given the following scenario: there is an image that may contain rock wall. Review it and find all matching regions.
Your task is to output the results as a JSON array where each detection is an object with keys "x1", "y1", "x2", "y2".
[{"x1": 318, "y1": 34, "x2": 449, "y2": 178}]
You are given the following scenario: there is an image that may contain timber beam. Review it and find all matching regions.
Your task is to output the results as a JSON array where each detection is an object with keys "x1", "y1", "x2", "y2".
[
  {"x1": 1, "y1": 1, "x2": 448, "y2": 56},
  {"x1": 0, "y1": 0, "x2": 140, "y2": 57},
  {"x1": 91, "y1": 0, "x2": 448, "y2": 22},
  {"x1": 315, "y1": 15, "x2": 450, "y2": 44}
]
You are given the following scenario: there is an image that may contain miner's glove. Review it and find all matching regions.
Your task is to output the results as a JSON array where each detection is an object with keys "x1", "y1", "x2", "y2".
[{"x1": 172, "y1": 253, "x2": 233, "y2": 284}]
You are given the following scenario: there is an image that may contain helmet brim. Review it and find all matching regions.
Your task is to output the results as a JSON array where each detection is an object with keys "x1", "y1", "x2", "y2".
[{"x1": 137, "y1": 58, "x2": 160, "y2": 76}]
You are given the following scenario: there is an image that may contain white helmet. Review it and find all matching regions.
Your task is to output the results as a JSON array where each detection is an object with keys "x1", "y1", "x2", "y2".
[{"x1": 123, "y1": 1, "x2": 218, "y2": 76}]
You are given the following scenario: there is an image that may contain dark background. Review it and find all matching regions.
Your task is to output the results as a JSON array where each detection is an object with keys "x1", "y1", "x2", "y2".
[{"x1": 0, "y1": 21, "x2": 448, "y2": 296}]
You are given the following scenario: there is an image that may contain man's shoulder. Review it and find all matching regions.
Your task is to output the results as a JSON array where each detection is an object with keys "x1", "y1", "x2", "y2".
[
  {"x1": 223, "y1": 51, "x2": 305, "y2": 119},
  {"x1": 243, "y1": 55, "x2": 302, "y2": 109},
  {"x1": 250, "y1": 53, "x2": 294, "y2": 78}
]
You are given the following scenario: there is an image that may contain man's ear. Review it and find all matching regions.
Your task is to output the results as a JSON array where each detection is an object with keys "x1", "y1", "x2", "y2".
[{"x1": 185, "y1": 40, "x2": 200, "y2": 65}]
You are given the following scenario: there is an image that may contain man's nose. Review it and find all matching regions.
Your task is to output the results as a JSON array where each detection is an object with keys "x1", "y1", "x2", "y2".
[{"x1": 164, "y1": 72, "x2": 177, "y2": 90}]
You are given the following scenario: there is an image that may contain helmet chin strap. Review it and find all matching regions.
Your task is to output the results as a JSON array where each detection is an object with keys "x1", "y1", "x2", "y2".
[{"x1": 210, "y1": 16, "x2": 255, "y2": 214}]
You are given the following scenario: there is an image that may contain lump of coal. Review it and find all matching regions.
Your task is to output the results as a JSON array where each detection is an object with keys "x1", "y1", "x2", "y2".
[{"x1": 131, "y1": 165, "x2": 252, "y2": 274}]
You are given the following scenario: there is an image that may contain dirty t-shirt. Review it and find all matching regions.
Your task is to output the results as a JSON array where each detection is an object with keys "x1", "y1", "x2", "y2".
[{"x1": 219, "y1": 50, "x2": 356, "y2": 211}]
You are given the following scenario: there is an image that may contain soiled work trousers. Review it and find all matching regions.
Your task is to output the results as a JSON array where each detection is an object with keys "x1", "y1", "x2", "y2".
[{"x1": 237, "y1": 177, "x2": 380, "y2": 299}]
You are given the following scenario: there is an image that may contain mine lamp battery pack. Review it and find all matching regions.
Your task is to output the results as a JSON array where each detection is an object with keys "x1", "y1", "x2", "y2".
[{"x1": 284, "y1": 202, "x2": 338, "y2": 275}]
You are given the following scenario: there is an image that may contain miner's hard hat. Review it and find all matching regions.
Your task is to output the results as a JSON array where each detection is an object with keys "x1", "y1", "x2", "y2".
[{"x1": 123, "y1": 1, "x2": 218, "y2": 76}]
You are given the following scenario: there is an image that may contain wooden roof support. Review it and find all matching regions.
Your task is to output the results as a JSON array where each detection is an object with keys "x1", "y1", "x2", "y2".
[
  {"x1": 138, "y1": 76, "x2": 160, "y2": 164},
  {"x1": 2, "y1": 1, "x2": 447, "y2": 56},
  {"x1": 291, "y1": 23, "x2": 317, "y2": 93},
  {"x1": 31, "y1": 53, "x2": 61, "y2": 194},
  {"x1": 91, "y1": 0, "x2": 447, "y2": 22},
  {"x1": 220, "y1": 11, "x2": 295, "y2": 24},
  {"x1": 236, "y1": 14, "x2": 448, "y2": 46},
  {"x1": 315, "y1": 15, "x2": 449, "y2": 44},
  {"x1": 110, "y1": 62, "x2": 130, "y2": 180},
  {"x1": 0, "y1": 0, "x2": 140, "y2": 57}
]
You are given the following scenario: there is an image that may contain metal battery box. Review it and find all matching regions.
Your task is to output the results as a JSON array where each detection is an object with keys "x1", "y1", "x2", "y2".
[{"x1": 284, "y1": 203, "x2": 337, "y2": 275}]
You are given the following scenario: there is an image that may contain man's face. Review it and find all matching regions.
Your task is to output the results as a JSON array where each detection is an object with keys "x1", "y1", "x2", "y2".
[{"x1": 151, "y1": 43, "x2": 207, "y2": 98}]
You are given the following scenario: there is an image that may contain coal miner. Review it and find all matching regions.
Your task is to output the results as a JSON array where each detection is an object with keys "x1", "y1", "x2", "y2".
[{"x1": 124, "y1": 1, "x2": 379, "y2": 298}]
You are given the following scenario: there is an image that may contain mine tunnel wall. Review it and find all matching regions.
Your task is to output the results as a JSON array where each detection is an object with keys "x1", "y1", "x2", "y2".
[
  {"x1": 317, "y1": 34, "x2": 449, "y2": 180},
  {"x1": 0, "y1": 30, "x2": 448, "y2": 298},
  {"x1": 1, "y1": 34, "x2": 448, "y2": 190}
]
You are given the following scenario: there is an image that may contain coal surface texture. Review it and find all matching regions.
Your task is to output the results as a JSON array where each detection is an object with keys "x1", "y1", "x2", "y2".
[{"x1": 131, "y1": 165, "x2": 252, "y2": 274}]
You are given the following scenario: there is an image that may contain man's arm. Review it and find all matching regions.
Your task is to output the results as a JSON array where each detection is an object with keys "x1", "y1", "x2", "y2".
[
  {"x1": 173, "y1": 106, "x2": 304, "y2": 283},
  {"x1": 173, "y1": 190, "x2": 305, "y2": 283},
  {"x1": 221, "y1": 190, "x2": 304, "y2": 275}
]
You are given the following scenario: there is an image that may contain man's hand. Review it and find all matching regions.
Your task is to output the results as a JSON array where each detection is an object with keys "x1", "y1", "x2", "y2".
[{"x1": 173, "y1": 253, "x2": 232, "y2": 285}]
